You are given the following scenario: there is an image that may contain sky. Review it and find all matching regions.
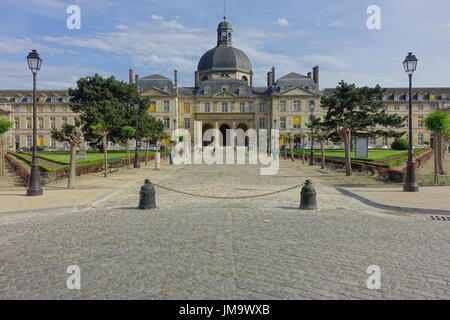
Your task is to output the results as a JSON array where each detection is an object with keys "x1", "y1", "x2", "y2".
[{"x1": 1, "y1": 0, "x2": 450, "y2": 90}]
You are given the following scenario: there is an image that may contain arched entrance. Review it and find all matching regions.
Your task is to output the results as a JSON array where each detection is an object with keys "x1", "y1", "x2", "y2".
[
  {"x1": 202, "y1": 123, "x2": 214, "y2": 146},
  {"x1": 219, "y1": 124, "x2": 231, "y2": 146}
]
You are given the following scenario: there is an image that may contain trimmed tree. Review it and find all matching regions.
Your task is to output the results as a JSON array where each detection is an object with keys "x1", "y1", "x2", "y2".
[
  {"x1": 0, "y1": 119, "x2": 13, "y2": 176},
  {"x1": 321, "y1": 81, "x2": 406, "y2": 176},
  {"x1": 425, "y1": 110, "x2": 450, "y2": 185},
  {"x1": 121, "y1": 126, "x2": 136, "y2": 168},
  {"x1": 313, "y1": 124, "x2": 331, "y2": 169},
  {"x1": 51, "y1": 123, "x2": 82, "y2": 189}
]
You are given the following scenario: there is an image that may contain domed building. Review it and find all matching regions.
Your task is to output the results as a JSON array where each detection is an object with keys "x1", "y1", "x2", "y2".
[{"x1": 134, "y1": 18, "x2": 321, "y2": 146}]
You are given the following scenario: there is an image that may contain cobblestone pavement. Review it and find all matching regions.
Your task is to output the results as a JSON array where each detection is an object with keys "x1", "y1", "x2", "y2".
[{"x1": 0, "y1": 160, "x2": 449, "y2": 300}]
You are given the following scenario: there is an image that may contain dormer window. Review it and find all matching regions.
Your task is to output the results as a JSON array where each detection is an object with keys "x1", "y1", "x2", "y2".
[
  {"x1": 239, "y1": 87, "x2": 245, "y2": 94},
  {"x1": 163, "y1": 85, "x2": 169, "y2": 92},
  {"x1": 204, "y1": 87, "x2": 211, "y2": 94},
  {"x1": 221, "y1": 86, "x2": 228, "y2": 92},
  {"x1": 220, "y1": 73, "x2": 229, "y2": 78},
  {"x1": 280, "y1": 85, "x2": 286, "y2": 92},
  {"x1": 394, "y1": 94, "x2": 399, "y2": 101}
]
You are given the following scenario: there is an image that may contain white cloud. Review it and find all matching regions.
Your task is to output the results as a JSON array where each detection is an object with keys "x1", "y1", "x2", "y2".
[
  {"x1": 151, "y1": 14, "x2": 164, "y2": 21},
  {"x1": 115, "y1": 24, "x2": 128, "y2": 30},
  {"x1": 161, "y1": 20, "x2": 185, "y2": 29},
  {"x1": 276, "y1": 18, "x2": 290, "y2": 27},
  {"x1": 0, "y1": 37, "x2": 63, "y2": 55}
]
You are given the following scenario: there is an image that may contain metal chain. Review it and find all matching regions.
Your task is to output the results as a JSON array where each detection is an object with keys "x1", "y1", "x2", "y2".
[{"x1": 152, "y1": 182, "x2": 304, "y2": 199}]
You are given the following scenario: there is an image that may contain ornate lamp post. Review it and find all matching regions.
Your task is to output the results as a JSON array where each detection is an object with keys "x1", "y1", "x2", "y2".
[
  {"x1": 133, "y1": 102, "x2": 141, "y2": 168},
  {"x1": 403, "y1": 52, "x2": 419, "y2": 192},
  {"x1": 26, "y1": 49, "x2": 43, "y2": 196},
  {"x1": 309, "y1": 100, "x2": 316, "y2": 166}
]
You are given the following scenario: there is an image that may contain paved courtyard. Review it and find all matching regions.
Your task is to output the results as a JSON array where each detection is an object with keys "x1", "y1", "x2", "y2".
[{"x1": 0, "y1": 160, "x2": 449, "y2": 299}]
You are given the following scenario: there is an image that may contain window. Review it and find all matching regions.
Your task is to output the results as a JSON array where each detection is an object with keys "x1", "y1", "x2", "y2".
[
  {"x1": 280, "y1": 85, "x2": 287, "y2": 92},
  {"x1": 204, "y1": 87, "x2": 211, "y2": 94},
  {"x1": 38, "y1": 117, "x2": 44, "y2": 129},
  {"x1": 163, "y1": 118, "x2": 170, "y2": 129},
  {"x1": 293, "y1": 117, "x2": 301, "y2": 129},
  {"x1": 51, "y1": 139, "x2": 56, "y2": 148},
  {"x1": 50, "y1": 106, "x2": 56, "y2": 112},
  {"x1": 163, "y1": 101, "x2": 170, "y2": 112},
  {"x1": 280, "y1": 117, "x2": 286, "y2": 129},
  {"x1": 25, "y1": 106, "x2": 31, "y2": 112},
  {"x1": 279, "y1": 100, "x2": 286, "y2": 112},
  {"x1": 418, "y1": 105, "x2": 424, "y2": 111},
  {"x1": 259, "y1": 102, "x2": 265, "y2": 113},
  {"x1": 15, "y1": 136, "x2": 20, "y2": 147},
  {"x1": 183, "y1": 103, "x2": 190, "y2": 113},
  {"x1": 222, "y1": 103, "x2": 228, "y2": 112},
  {"x1": 221, "y1": 86, "x2": 228, "y2": 92},
  {"x1": 26, "y1": 118, "x2": 32, "y2": 129},
  {"x1": 394, "y1": 105, "x2": 400, "y2": 111},
  {"x1": 63, "y1": 141, "x2": 70, "y2": 147},
  {"x1": 370, "y1": 137, "x2": 376, "y2": 145},
  {"x1": 239, "y1": 87, "x2": 245, "y2": 94},
  {"x1": 259, "y1": 118, "x2": 266, "y2": 129},
  {"x1": 429, "y1": 94, "x2": 436, "y2": 101},
  {"x1": 14, "y1": 118, "x2": 20, "y2": 129},
  {"x1": 382, "y1": 137, "x2": 388, "y2": 146},
  {"x1": 38, "y1": 106, "x2": 44, "y2": 112},
  {"x1": 205, "y1": 103, "x2": 210, "y2": 113},
  {"x1": 294, "y1": 101, "x2": 301, "y2": 112},
  {"x1": 430, "y1": 105, "x2": 436, "y2": 111},
  {"x1": 148, "y1": 101, "x2": 156, "y2": 112},
  {"x1": 38, "y1": 135, "x2": 44, "y2": 147},
  {"x1": 162, "y1": 85, "x2": 169, "y2": 92},
  {"x1": 14, "y1": 106, "x2": 20, "y2": 112},
  {"x1": 394, "y1": 95, "x2": 399, "y2": 101},
  {"x1": 62, "y1": 117, "x2": 68, "y2": 126},
  {"x1": 418, "y1": 115, "x2": 424, "y2": 128},
  {"x1": 240, "y1": 102, "x2": 245, "y2": 113},
  {"x1": 418, "y1": 133, "x2": 424, "y2": 145},
  {"x1": 383, "y1": 106, "x2": 388, "y2": 111},
  {"x1": 62, "y1": 106, "x2": 69, "y2": 112},
  {"x1": 184, "y1": 118, "x2": 190, "y2": 129},
  {"x1": 50, "y1": 117, "x2": 56, "y2": 129},
  {"x1": 27, "y1": 136, "x2": 32, "y2": 147}
]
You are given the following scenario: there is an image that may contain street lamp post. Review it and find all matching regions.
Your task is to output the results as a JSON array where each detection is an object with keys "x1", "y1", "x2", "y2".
[
  {"x1": 403, "y1": 52, "x2": 419, "y2": 192},
  {"x1": 26, "y1": 50, "x2": 43, "y2": 196},
  {"x1": 309, "y1": 100, "x2": 316, "y2": 166},
  {"x1": 133, "y1": 103, "x2": 141, "y2": 168}
]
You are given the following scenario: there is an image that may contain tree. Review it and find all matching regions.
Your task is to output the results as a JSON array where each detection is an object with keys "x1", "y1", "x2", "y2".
[
  {"x1": 281, "y1": 134, "x2": 288, "y2": 160},
  {"x1": 51, "y1": 123, "x2": 82, "y2": 188},
  {"x1": 425, "y1": 110, "x2": 450, "y2": 185},
  {"x1": 138, "y1": 112, "x2": 165, "y2": 165},
  {"x1": 0, "y1": 119, "x2": 13, "y2": 176},
  {"x1": 313, "y1": 124, "x2": 331, "y2": 169},
  {"x1": 294, "y1": 131, "x2": 307, "y2": 164},
  {"x1": 284, "y1": 132, "x2": 295, "y2": 162},
  {"x1": 321, "y1": 81, "x2": 406, "y2": 176},
  {"x1": 69, "y1": 74, "x2": 140, "y2": 153},
  {"x1": 121, "y1": 126, "x2": 136, "y2": 168}
]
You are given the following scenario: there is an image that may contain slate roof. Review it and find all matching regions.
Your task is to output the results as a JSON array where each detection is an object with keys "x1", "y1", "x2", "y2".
[
  {"x1": 137, "y1": 74, "x2": 176, "y2": 94},
  {"x1": 273, "y1": 72, "x2": 319, "y2": 94},
  {"x1": 198, "y1": 45, "x2": 252, "y2": 73}
]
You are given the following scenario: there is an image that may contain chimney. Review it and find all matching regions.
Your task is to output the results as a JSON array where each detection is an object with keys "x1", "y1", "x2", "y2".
[
  {"x1": 249, "y1": 71, "x2": 253, "y2": 87},
  {"x1": 312, "y1": 65, "x2": 319, "y2": 87},
  {"x1": 174, "y1": 69, "x2": 178, "y2": 87},
  {"x1": 271, "y1": 66, "x2": 276, "y2": 85},
  {"x1": 135, "y1": 74, "x2": 139, "y2": 84},
  {"x1": 195, "y1": 71, "x2": 200, "y2": 88},
  {"x1": 129, "y1": 69, "x2": 134, "y2": 84},
  {"x1": 307, "y1": 72, "x2": 312, "y2": 78},
  {"x1": 267, "y1": 72, "x2": 272, "y2": 87}
]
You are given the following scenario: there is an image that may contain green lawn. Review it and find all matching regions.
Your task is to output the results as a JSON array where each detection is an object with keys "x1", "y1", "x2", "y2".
[
  {"x1": 294, "y1": 149, "x2": 409, "y2": 161},
  {"x1": 33, "y1": 151, "x2": 154, "y2": 165}
]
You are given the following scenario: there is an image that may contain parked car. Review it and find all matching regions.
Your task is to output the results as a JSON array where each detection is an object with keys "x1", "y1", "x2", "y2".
[
  {"x1": 148, "y1": 144, "x2": 157, "y2": 151},
  {"x1": 43, "y1": 147, "x2": 57, "y2": 152}
]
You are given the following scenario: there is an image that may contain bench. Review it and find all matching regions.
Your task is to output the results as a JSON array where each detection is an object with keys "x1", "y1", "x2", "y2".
[{"x1": 107, "y1": 158, "x2": 126, "y2": 173}]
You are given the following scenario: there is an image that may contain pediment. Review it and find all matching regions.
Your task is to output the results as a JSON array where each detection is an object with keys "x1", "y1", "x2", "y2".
[
  {"x1": 140, "y1": 87, "x2": 171, "y2": 96},
  {"x1": 280, "y1": 87, "x2": 314, "y2": 96},
  {"x1": 212, "y1": 92, "x2": 237, "y2": 98}
]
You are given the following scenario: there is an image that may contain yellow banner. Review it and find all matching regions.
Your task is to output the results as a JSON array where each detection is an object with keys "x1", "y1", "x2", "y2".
[
  {"x1": 280, "y1": 138, "x2": 285, "y2": 146},
  {"x1": 148, "y1": 105, "x2": 156, "y2": 112},
  {"x1": 38, "y1": 97, "x2": 45, "y2": 102},
  {"x1": 430, "y1": 94, "x2": 436, "y2": 100},
  {"x1": 294, "y1": 117, "x2": 301, "y2": 125},
  {"x1": 163, "y1": 138, "x2": 171, "y2": 146}
]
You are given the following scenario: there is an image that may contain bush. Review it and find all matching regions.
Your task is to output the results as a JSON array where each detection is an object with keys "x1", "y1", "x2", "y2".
[{"x1": 391, "y1": 138, "x2": 409, "y2": 150}]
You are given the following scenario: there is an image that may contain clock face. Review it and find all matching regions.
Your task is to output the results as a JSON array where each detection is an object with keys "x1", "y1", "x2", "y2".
[{"x1": 222, "y1": 32, "x2": 227, "y2": 37}]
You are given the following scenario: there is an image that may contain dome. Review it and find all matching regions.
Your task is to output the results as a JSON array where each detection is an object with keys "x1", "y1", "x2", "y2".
[
  {"x1": 218, "y1": 20, "x2": 233, "y2": 30},
  {"x1": 197, "y1": 45, "x2": 252, "y2": 73}
]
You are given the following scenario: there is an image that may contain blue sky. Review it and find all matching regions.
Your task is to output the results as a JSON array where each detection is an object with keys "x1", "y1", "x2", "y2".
[{"x1": 1, "y1": 0, "x2": 450, "y2": 90}]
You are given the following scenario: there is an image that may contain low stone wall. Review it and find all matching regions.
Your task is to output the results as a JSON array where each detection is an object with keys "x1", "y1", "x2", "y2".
[{"x1": 291, "y1": 150, "x2": 434, "y2": 183}]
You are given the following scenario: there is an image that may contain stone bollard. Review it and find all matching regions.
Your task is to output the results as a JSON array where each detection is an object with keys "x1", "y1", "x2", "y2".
[
  {"x1": 138, "y1": 179, "x2": 156, "y2": 210},
  {"x1": 299, "y1": 179, "x2": 317, "y2": 210},
  {"x1": 155, "y1": 152, "x2": 161, "y2": 170}
]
